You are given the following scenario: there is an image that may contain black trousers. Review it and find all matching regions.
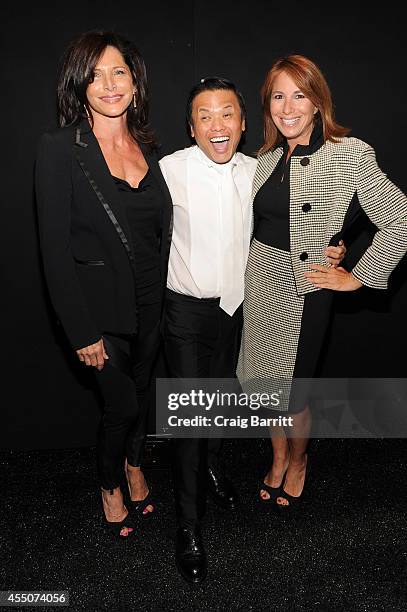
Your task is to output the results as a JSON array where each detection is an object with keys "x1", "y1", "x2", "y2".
[
  {"x1": 92, "y1": 302, "x2": 161, "y2": 490},
  {"x1": 163, "y1": 289, "x2": 243, "y2": 527}
]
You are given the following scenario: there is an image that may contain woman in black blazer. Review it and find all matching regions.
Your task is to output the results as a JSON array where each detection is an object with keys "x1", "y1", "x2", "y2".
[{"x1": 36, "y1": 31, "x2": 172, "y2": 537}]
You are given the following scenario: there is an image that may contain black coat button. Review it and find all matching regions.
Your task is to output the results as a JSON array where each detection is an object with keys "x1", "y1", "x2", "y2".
[
  {"x1": 300, "y1": 157, "x2": 310, "y2": 166},
  {"x1": 302, "y1": 203, "x2": 311, "y2": 212},
  {"x1": 299, "y1": 252, "x2": 308, "y2": 261}
]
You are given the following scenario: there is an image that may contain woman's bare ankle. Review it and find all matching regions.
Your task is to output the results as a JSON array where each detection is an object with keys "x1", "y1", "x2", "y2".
[
  {"x1": 125, "y1": 465, "x2": 149, "y2": 502},
  {"x1": 101, "y1": 487, "x2": 127, "y2": 521},
  {"x1": 287, "y1": 453, "x2": 307, "y2": 469}
]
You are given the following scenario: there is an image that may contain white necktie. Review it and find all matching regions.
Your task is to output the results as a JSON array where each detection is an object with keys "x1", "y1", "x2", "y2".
[{"x1": 219, "y1": 163, "x2": 245, "y2": 316}]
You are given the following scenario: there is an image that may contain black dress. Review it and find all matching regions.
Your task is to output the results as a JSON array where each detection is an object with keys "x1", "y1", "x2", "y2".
[{"x1": 237, "y1": 125, "x2": 334, "y2": 413}]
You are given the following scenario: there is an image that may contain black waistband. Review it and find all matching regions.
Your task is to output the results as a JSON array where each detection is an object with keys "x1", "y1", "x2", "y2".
[{"x1": 165, "y1": 288, "x2": 220, "y2": 305}]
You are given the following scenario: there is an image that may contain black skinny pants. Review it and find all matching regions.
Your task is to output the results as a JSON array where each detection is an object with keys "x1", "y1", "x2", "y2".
[
  {"x1": 163, "y1": 289, "x2": 243, "y2": 527},
  {"x1": 93, "y1": 302, "x2": 161, "y2": 490}
]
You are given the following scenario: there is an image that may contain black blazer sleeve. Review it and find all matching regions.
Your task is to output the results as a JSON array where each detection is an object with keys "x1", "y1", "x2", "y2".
[{"x1": 35, "y1": 132, "x2": 102, "y2": 350}]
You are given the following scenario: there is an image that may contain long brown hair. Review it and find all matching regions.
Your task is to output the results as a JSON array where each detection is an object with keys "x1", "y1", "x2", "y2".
[
  {"x1": 259, "y1": 54, "x2": 349, "y2": 154},
  {"x1": 57, "y1": 30, "x2": 156, "y2": 149}
]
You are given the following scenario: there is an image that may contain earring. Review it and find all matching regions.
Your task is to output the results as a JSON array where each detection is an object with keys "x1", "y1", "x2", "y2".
[
  {"x1": 83, "y1": 104, "x2": 91, "y2": 119},
  {"x1": 133, "y1": 92, "x2": 137, "y2": 109}
]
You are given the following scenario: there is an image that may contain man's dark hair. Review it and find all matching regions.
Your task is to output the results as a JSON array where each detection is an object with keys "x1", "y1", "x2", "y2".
[{"x1": 186, "y1": 77, "x2": 247, "y2": 126}]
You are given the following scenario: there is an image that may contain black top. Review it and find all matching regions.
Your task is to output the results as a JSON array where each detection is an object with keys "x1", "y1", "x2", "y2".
[
  {"x1": 113, "y1": 169, "x2": 163, "y2": 305},
  {"x1": 254, "y1": 122, "x2": 324, "y2": 251}
]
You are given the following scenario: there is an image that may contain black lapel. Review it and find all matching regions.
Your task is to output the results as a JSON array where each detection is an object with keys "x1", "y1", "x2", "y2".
[
  {"x1": 73, "y1": 123, "x2": 173, "y2": 271},
  {"x1": 73, "y1": 121, "x2": 135, "y2": 266},
  {"x1": 142, "y1": 145, "x2": 173, "y2": 218},
  {"x1": 141, "y1": 144, "x2": 173, "y2": 255},
  {"x1": 141, "y1": 145, "x2": 172, "y2": 206}
]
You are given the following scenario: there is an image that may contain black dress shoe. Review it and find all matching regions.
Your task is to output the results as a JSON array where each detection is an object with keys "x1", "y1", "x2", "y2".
[
  {"x1": 175, "y1": 527, "x2": 207, "y2": 584},
  {"x1": 207, "y1": 465, "x2": 238, "y2": 510}
]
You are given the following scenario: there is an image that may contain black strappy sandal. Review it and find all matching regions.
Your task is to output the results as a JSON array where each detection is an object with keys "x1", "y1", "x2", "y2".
[
  {"x1": 276, "y1": 456, "x2": 310, "y2": 513},
  {"x1": 259, "y1": 460, "x2": 289, "y2": 505},
  {"x1": 128, "y1": 487, "x2": 156, "y2": 519},
  {"x1": 124, "y1": 460, "x2": 156, "y2": 519},
  {"x1": 259, "y1": 480, "x2": 283, "y2": 504}
]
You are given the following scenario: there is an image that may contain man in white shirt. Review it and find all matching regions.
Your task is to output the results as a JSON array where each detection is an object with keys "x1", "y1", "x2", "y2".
[{"x1": 159, "y1": 78, "x2": 257, "y2": 584}]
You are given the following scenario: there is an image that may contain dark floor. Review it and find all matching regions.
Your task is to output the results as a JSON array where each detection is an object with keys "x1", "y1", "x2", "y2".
[{"x1": 1, "y1": 438, "x2": 406, "y2": 611}]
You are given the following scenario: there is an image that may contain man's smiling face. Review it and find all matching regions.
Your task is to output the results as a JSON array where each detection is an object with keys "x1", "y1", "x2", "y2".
[{"x1": 190, "y1": 89, "x2": 245, "y2": 164}]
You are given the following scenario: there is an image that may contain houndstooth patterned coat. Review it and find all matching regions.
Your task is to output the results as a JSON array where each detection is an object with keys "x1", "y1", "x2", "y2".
[{"x1": 251, "y1": 137, "x2": 407, "y2": 294}]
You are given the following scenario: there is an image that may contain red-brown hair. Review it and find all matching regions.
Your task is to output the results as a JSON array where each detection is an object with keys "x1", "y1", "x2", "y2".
[{"x1": 259, "y1": 54, "x2": 350, "y2": 154}]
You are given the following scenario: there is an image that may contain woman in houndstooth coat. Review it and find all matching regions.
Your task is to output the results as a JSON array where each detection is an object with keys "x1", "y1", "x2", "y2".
[{"x1": 237, "y1": 54, "x2": 407, "y2": 510}]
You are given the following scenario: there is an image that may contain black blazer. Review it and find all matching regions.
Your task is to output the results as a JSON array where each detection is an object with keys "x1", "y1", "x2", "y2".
[{"x1": 35, "y1": 120, "x2": 173, "y2": 350}]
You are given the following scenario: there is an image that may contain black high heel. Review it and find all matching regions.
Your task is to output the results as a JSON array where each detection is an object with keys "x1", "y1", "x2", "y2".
[
  {"x1": 259, "y1": 460, "x2": 289, "y2": 504},
  {"x1": 259, "y1": 479, "x2": 283, "y2": 504},
  {"x1": 102, "y1": 489, "x2": 136, "y2": 538},
  {"x1": 125, "y1": 468, "x2": 156, "y2": 519},
  {"x1": 276, "y1": 455, "x2": 310, "y2": 513},
  {"x1": 128, "y1": 486, "x2": 156, "y2": 519}
]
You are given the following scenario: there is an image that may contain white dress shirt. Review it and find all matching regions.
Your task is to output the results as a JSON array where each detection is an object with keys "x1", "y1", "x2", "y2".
[{"x1": 159, "y1": 145, "x2": 257, "y2": 303}]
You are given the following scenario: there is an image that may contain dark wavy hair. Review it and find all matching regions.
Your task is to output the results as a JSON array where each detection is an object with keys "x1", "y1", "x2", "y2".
[{"x1": 57, "y1": 30, "x2": 156, "y2": 148}]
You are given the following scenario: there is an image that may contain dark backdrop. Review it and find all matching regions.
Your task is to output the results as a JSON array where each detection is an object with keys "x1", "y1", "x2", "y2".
[{"x1": 1, "y1": 1, "x2": 405, "y2": 449}]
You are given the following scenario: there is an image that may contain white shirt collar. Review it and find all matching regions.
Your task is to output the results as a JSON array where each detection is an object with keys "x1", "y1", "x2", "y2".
[{"x1": 193, "y1": 144, "x2": 238, "y2": 170}]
